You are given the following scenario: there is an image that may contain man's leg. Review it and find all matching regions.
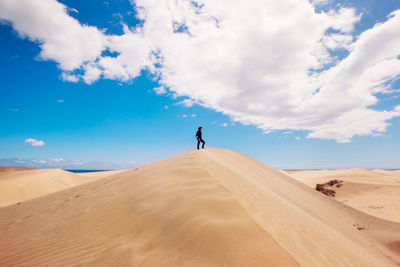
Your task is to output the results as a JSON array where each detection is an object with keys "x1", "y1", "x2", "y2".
[
  {"x1": 201, "y1": 139, "x2": 205, "y2": 149},
  {"x1": 197, "y1": 139, "x2": 200, "y2": 150}
]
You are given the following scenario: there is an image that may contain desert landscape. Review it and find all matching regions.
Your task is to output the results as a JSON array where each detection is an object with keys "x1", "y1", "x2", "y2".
[
  {"x1": 2, "y1": 0, "x2": 400, "y2": 265},
  {"x1": 0, "y1": 148, "x2": 399, "y2": 266},
  {"x1": 287, "y1": 169, "x2": 400, "y2": 223}
]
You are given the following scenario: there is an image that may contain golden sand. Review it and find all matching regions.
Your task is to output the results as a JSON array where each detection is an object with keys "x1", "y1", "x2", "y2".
[{"x1": 0, "y1": 148, "x2": 399, "y2": 266}]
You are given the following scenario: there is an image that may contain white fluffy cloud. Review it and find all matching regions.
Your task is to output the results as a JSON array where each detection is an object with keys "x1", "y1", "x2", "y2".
[
  {"x1": 1, "y1": 0, "x2": 400, "y2": 142},
  {"x1": 25, "y1": 138, "x2": 45, "y2": 147},
  {"x1": 154, "y1": 86, "x2": 166, "y2": 95},
  {"x1": 322, "y1": 33, "x2": 353, "y2": 50},
  {"x1": 178, "y1": 99, "x2": 195, "y2": 107},
  {"x1": 0, "y1": 0, "x2": 106, "y2": 70}
]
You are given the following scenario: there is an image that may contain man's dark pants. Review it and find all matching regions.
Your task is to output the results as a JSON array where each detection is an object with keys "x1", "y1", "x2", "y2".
[{"x1": 197, "y1": 138, "x2": 205, "y2": 149}]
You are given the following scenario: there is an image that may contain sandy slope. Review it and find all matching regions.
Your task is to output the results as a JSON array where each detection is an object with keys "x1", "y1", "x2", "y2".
[
  {"x1": 0, "y1": 149, "x2": 399, "y2": 266},
  {"x1": 0, "y1": 167, "x2": 37, "y2": 173},
  {"x1": 287, "y1": 169, "x2": 400, "y2": 223},
  {"x1": 0, "y1": 168, "x2": 124, "y2": 207}
]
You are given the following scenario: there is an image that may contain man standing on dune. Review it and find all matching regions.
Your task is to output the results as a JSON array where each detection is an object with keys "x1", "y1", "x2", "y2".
[{"x1": 196, "y1": 126, "x2": 205, "y2": 150}]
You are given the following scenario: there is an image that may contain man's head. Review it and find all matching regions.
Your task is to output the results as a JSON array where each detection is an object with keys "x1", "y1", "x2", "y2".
[{"x1": 198, "y1": 126, "x2": 202, "y2": 130}]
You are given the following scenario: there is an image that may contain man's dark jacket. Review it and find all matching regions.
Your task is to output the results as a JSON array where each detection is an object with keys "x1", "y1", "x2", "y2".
[{"x1": 196, "y1": 130, "x2": 202, "y2": 139}]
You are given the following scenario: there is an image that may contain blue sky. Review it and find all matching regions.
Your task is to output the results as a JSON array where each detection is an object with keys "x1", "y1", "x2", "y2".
[{"x1": 1, "y1": 0, "x2": 400, "y2": 169}]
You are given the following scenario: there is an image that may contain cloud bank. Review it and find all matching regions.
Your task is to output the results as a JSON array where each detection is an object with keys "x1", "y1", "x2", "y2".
[{"x1": 1, "y1": 0, "x2": 400, "y2": 142}]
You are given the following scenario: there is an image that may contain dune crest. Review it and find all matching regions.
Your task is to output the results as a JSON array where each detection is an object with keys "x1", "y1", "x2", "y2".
[
  {"x1": 0, "y1": 168, "x2": 124, "y2": 207},
  {"x1": 0, "y1": 148, "x2": 399, "y2": 266},
  {"x1": 0, "y1": 167, "x2": 37, "y2": 173}
]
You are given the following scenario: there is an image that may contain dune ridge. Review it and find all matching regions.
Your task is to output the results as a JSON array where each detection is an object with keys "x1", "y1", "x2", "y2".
[
  {"x1": 0, "y1": 167, "x2": 37, "y2": 173},
  {"x1": 0, "y1": 148, "x2": 399, "y2": 266},
  {"x1": 0, "y1": 168, "x2": 125, "y2": 207}
]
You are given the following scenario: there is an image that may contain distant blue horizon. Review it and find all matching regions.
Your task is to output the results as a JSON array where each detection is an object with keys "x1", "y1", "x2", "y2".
[
  {"x1": 66, "y1": 168, "x2": 400, "y2": 172},
  {"x1": 65, "y1": 169, "x2": 111, "y2": 173}
]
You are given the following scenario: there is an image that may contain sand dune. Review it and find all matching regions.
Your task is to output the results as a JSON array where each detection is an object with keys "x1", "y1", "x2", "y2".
[
  {"x1": 0, "y1": 167, "x2": 37, "y2": 173},
  {"x1": 0, "y1": 168, "x2": 124, "y2": 207},
  {"x1": 287, "y1": 169, "x2": 400, "y2": 223},
  {"x1": 0, "y1": 148, "x2": 399, "y2": 266}
]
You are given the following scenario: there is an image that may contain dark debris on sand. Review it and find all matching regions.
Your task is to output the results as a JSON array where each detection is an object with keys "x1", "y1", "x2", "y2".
[{"x1": 315, "y1": 179, "x2": 343, "y2": 197}]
